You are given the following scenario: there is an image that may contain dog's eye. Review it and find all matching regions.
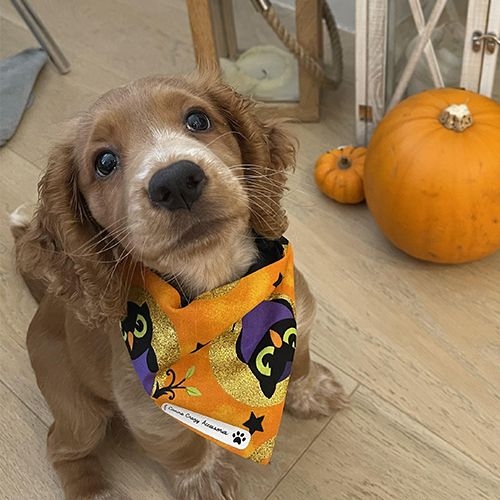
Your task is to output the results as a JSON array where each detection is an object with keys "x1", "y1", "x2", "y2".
[
  {"x1": 185, "y1": 110, "x2": 211, "y2": 132},
  {"x1": 95, "y1": 150, "x2": 119, "y2": 177}
]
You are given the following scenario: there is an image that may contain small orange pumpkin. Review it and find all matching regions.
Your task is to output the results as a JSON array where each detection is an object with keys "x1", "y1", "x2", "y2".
[
  {"x1": 314, "y1": 146, "x2": 367, "y2": 204},
  {"x1": 364, "y1": 88, "x2": 500, "y2": 264}
]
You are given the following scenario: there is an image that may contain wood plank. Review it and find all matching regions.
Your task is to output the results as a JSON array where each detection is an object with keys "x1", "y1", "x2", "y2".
[
  {"x1": 283, "y1": 210, "x2": 500, "y2": 476},
  {"x1": 354, "y1": 0, "x2": 368, "y2": 145},
  {"x1": 355, "y1": 0, "x2": 388, "y2": 145},
  {"x1": 0, "y1": 381, "x2": 61, "y2": 499},
  {"x1": 99, "y1": 422, "x2": 177, "y2": 499},
  {"x1": 1, "y1": 0, "x2": 196, "y2": 80},
  {"x1": 220, "y1": 0, "x2": 238, "y2": 60},
  {"x1": 295, "y1": 0, "x2": 321, "y2": 121},
  {"x1": 0, "y1": 148, "x2": 54, "y2": 425},
  {"x1": 236, "y1": 361, "x2": 357, "y2": 500},
  {"x1": 0, "y1": 15, "x2": 128, "y2": 166},
  {"x1": 187, "y1": 0, "x2": 219, "y2": 70},
  {"x1": 365, "y1": 0, "x2": 388, "y2": 141},
  {"x1": 209, "y1": 0, "x2": 238, "y2": 60},
  {"x1": 270, "y1": 386, "x2": 500, "y2": 500}
]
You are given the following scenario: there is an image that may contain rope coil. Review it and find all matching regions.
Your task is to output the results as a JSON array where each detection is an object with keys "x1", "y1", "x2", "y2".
[{"x1": 257, "y1": 0, "x2": 343, "y2": 88}]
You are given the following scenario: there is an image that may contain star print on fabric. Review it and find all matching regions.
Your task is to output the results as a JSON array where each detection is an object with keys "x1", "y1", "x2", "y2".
[
  {"x1": 190, "y1": 341, "x2": 210, "y2": 353},
  {"x1": 243, "y1": 412, "x2": 265, "y2": 435}
]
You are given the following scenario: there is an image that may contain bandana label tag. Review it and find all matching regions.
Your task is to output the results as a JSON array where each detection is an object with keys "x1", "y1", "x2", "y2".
[{"x1": 161, "y1": 403, "x2": 251, "y2": 450}]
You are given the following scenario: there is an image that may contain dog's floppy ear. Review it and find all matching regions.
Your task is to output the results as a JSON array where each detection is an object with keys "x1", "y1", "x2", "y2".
[
  {"x1": 203, "y1": 75, "x2": 296, "y2": 239},
  {"x1": 15, "y1": 126, "x2": 126, "y2": 326},
  {"x1": 246, "y1": 120, "x2": 296, "y2": 239}
]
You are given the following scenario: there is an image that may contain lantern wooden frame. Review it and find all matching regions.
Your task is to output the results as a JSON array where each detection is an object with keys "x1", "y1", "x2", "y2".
[{"x1": 186, "y1": 0, "x2": 323, "y2": 122}]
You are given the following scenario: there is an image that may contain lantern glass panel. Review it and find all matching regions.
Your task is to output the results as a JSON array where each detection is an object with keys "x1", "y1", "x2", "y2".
[
  {"x1": 217, "y1": 0, "x2": 300, "y2": 103},
  {"x1": 385, "y1": 0, "x2": 470, "y2": 103}
]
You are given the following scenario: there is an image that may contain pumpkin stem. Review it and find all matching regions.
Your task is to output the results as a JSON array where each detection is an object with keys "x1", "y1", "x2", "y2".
[
  {"x1": 439, "y1": 103, "x2": 473, "y2": 132},
  {"x1": 337, "y1": 156, "x2": 352, "y2": 169}
]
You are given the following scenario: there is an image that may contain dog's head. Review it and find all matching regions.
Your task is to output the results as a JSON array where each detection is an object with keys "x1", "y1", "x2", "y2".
[{"x1": 16, "y1": 73, "x2": 295, "y2": 325}]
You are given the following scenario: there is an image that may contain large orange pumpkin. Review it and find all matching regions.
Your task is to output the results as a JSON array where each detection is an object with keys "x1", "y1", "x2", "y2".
[{"x1": 364, "y1": 88, "x2": 500, "y2": 264}]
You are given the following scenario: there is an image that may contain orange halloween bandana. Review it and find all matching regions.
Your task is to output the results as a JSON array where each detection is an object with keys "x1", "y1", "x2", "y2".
[{"x1": 121, "y1": 238, "x2": 296, "y2": 464}]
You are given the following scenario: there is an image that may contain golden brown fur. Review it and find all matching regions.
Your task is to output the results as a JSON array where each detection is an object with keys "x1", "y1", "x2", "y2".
[{"x1": 13, "y1": 73, "x2": 345, "y2": 500}]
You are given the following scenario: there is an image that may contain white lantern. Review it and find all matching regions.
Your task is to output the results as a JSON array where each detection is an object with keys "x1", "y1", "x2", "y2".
[{"x1": 355, "y1": 0, "x2": 500, "y2": 145}]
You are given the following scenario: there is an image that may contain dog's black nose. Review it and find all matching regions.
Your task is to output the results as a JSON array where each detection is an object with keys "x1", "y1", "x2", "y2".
[{"x1": 148, "y1": 161, "x2": 206, "y2": 211}]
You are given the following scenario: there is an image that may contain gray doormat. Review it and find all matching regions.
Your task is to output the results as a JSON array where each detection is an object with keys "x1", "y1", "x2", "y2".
[{"x1": 0, "y1": 47, "x2": 47, "y2": 147}]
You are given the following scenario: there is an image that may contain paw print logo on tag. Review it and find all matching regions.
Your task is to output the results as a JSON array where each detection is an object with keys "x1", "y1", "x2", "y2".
[{"x1": 232, "y1": 431, "x2": 246, "y2": 445}]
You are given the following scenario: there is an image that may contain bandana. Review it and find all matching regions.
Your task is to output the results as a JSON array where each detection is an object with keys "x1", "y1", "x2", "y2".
[{"x1": 120, "y1": 238, "x2": 296, "y2": 464}]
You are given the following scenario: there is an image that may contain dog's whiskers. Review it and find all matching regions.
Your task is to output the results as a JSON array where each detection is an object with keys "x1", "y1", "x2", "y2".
[
  {"x1": 204, "y1": 130, "x2": 246, "y2": 149},
  {"x1": 75, "y1": 227, "x2": 130, "y2": 258},
  {"x1": 101, "y1": 238, "x2": 135, "y2": 301}
]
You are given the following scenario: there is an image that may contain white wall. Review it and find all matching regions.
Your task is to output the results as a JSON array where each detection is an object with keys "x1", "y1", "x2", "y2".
[{"x1": 275, "y1": 0, "x2": 355, "y2": 33}]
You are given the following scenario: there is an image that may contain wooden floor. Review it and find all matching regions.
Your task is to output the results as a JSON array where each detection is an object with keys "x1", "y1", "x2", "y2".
[{"x1": 1, "y1": 1, "x2": 499, "y2": 499}]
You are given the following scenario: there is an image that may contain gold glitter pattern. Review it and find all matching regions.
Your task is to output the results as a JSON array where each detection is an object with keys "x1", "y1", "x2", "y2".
[
  {"x1": 195, "y1": 280, "x2": 239, "y2": 301},
  {"x1": 209, "y1": 321, "x2": 288, "y2": 407},
  {"x1": 249, "y1": 437, "x2": 276, "y2": 463},
  {"x1": 128, "y1": 286, "x2": 181, "y2": 389}
]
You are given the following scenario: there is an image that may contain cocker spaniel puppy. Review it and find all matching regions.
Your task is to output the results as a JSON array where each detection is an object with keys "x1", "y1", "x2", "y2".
[{"x1": 13, "y1": 73, "x2": 345, "y2": 500}]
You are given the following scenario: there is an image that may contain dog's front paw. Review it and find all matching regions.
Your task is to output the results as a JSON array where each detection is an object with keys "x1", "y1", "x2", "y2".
[
  {"x1": 173, "y1": 447, "x2": 239, "y2": 500},
  {"x1": 286, "y1": 361, "x2": 347, "y2": 419}
]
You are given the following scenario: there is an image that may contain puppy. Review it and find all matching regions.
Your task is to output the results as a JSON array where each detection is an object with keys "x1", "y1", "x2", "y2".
[{"x1": 13, "y1": 73, "x2": 345, "y2": 500}]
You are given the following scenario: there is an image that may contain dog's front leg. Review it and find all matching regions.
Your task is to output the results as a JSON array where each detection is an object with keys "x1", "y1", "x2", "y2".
[
  {"x1": 285, "y1": 268, "x2": 347, "y2": 418},
  {"x1": 27, "y1": 305, "x2": 120, "y2": 500},
  {"x1": 137, "y1": 426, "x2": 238, "y2": 500},
  {"x1": 112, "y1": 349, "x2": 238, "y2": 500}
]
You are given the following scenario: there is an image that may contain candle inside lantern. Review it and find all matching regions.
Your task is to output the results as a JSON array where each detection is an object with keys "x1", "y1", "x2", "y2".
[{"x1": 221, "y1": 45, "x2": 299, "y2": 102}]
